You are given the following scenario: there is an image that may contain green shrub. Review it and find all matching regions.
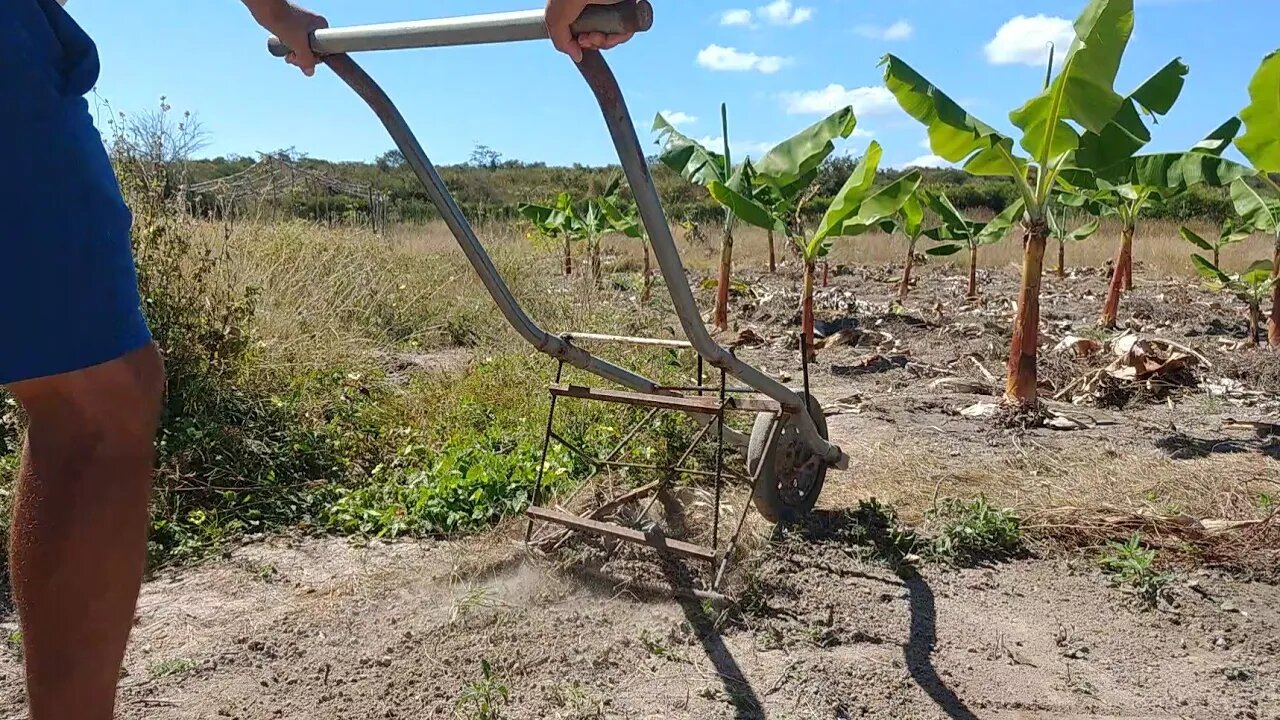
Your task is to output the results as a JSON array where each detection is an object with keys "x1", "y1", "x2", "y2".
[
  {"x1": 322, "y1": 433, "x2": 575, "y2": 538},
  {"x1": 1099, "y1": 533, "x2": 1174, "y2": 608},
  {"x1": 927, "y1": 496, "x2": 1024, "y2": 566}
]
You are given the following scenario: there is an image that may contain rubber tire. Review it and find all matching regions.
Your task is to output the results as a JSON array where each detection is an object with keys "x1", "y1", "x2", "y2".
[{"x1": 747, "y1": 392, "x2": 829, "y2": 524}]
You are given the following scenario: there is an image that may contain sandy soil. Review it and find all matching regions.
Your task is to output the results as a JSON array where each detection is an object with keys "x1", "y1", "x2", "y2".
[
  {"x1": 0, "y1": 527, "x2": 1274, "y2": 720},
  {"x1": 2, "y1": 258, "x2": 1278, "y2": 719}
]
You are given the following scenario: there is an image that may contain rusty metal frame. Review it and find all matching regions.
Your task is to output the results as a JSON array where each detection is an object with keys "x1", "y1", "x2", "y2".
[{"x1": 523, "y1": 358, "x2": 783, "y2": 589}]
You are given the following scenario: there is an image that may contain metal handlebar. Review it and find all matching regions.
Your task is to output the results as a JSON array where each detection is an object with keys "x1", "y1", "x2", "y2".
[
  {"x1": 268, "y1": 0, "x2": 653, "y2": 58},
  {"x1": 263, "y1": 3, "x2": 848, "y2": 470}
]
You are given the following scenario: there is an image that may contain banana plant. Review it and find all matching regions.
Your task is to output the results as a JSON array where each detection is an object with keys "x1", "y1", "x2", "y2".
[
  {"x1": 882, "y1": 0, "x2": 1246, "y2": 408},
  {"x1": 655, "y1": 106, "x2": 857, "y2": 329},
  {"x1": 710, "y1": 141, "x2": 921, "y2": 359},
  {"x1": 654, "y1": 105, "x2": 739, "y2": 330},
  {"x1": 888, "y1": 194, "x2": 928, "y2": 301},
  {"x1": 1180, "y1": 220, "x2": 1252, "y2": 270},
  {"x1": 1193, "y1": 256, "x2": 1278, "y2": 347},
  {"x1": 752, "y1": 107, "x2": 859, "y2": 274},
  {"x1": 924, "y1": 193, "x2": 1024, "y2": 299},
  {"x1": 579, "y1": 199, "x2": 611, "y2": 286},
  {"x1": 1048, "y1": 193, "x2": 1102, "y2": 278},
  {"x1": 519, "y1": 192, "x2": 577, "y2": 277},
  {"x1": 1229, "y1": 49, "x2": 1280, "y2": 346},
  {"x1": 597, "y1": 185, "x2": 654, "y2": 303},
  {"x1": 1078, "y1": 117, "x2": 1252, "y2": 328}
]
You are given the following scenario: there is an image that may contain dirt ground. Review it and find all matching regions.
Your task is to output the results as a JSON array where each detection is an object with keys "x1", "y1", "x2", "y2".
[
  {"x1": 2, "y1": 257, "x2": 1279, "y2": 719},
  {"x1": 0, "y1": 527, "x2": 1274, "y2": 720}
]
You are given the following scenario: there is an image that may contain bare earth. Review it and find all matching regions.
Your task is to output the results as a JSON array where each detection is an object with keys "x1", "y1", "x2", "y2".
[
  {"x1": 1, "y1": 531, "x2": 1274, "y2": 720},
  {"x1": 2, "y1": 258, "x2": 1279, "y2": 719}
]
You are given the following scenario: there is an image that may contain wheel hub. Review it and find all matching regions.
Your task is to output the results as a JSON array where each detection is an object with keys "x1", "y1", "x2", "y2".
[{"x1": 772, "y1": 421, "x2": 823, "y2": 506}]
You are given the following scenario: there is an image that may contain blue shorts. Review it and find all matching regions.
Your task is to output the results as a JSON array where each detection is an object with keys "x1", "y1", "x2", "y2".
[{"x1": 0, "y1": 0, "x2": 151, "y2": 385}]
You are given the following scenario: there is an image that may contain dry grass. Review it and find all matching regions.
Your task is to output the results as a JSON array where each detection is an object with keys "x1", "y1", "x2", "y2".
[
  {"x1": 825, "y1": 429, "x2": 1278, "y2": 525},
  {"x1": 655, "y1": 218, "x2": 1278, "y2": 279}
]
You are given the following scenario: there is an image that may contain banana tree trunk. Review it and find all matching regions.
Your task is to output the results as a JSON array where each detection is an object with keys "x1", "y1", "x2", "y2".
[
  {"x1": 1249, "y1": 301, "x2": 1262, "y2": 347},
  {"x1": 899, "y1": 240, "x2": 916, "y2": 301},
  {"x1": 1004, "y1": 219, "x2": 1050, "y2": 408},
  {"x1": 1099, "y1": 224, "x2": 1134, "y2": 329},
  {"x1": 967, "y1": 245, "x2": 979, "y2": 299},
  {"x1": 715, "y1": 224, "x2": 733, "y2": 331},
  {"x1": 1213, "y1": 247, "x2": 1220, "y2": 270},
  {"x1": 767, "y1": 229, "x2": 777, "y2": 274},
  {"x1": 822, "y1": 261, "x2": 830, "y2": 288},
  {"x1": 1122, "y1": 235, "x2": 1134, "y2": 291},
  {"x1": 590, "y1": 237, "x2": 602, "y2": 288},
  {"x1": 1056, "y1": 240, "x2": 1066, "y2": 279},
  {"x1": 802, "y1": 260, "x2": 816, "y2": 361},
  {"x1": 642, "y1": 242, "x2": 653, "y2": 304},
  {"x1": 1269, "y1": 234, "x2": 1280, "y2": 347},
  {"x1": 564, "y1": 237, "x2": 573, "y2": 276}
]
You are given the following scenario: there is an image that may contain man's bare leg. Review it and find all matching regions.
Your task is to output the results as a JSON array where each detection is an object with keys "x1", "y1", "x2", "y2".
[{"x1": 6, "y1": 344, "x2": 165, "y2": 720}]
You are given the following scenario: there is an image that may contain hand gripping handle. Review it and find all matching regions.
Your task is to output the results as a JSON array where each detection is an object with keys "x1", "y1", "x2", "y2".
[{"x1": 268, "y1": 1, "x2": 653, "y2": 58}]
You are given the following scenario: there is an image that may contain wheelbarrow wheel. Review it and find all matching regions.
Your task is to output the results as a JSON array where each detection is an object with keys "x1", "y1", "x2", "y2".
[{"x1": 746, "y1": 392, "x2": 829, "y2": 524}]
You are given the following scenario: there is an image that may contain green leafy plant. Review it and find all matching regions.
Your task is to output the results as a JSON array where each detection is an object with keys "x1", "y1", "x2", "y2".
[
  {"x1": 1100, "y1": 533, "x2": 1174, "y2": 608},
  {"x1": 1229, "y1": 49, "x2": 1280, "y2": 346},
  {"x1": 656, "y1": 106, "x2": 857, "y2": 327},
  {"x1": 654, "y1": 105, "x2": 744, "y2": 331},
  {"x1": 4, "y1": 629, "x2": 22, "y2": 659},
  {"x1": 882, "y1": 0, "x2": 1248, "y2": 408},
  {"x1": 455, "y1": 659, "x2": 510, "y2": 720},
  {"x1": 1192, "y1": 255, "x2": 1278, "y2": 346},
  {"x1": 885, "y1": 193, "x2": 932, "y2": 301},
  {"x1": 1047, "y1": 195, "x2": 1102, "y2": 278},
  {"x1": 149, "y1": 658, "x2": 197, "y2": 679},
  {"x1": 714, "y1": 142, "x2": 920, "y2": 359},
  {"x1": 1180, "y1": 220, "x2": 1252, "y2": 269},
  {"x1": 925, "y1": 191, "x2": 1024, "y2": 298},
  {"x1": 596, "y1": 178, "x2": 654, "y2": 302},
  {"x1": 927, "y1": 497, "x2": 1023, "y2": 566},
  {"x1": 519, "y1": 192, "x2": 577, "y2": 277}
]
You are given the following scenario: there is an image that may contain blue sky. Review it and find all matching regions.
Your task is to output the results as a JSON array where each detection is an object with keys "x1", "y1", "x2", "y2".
[{"x1": 73, "y1": 0, "x2": 1275, "y2": 168}]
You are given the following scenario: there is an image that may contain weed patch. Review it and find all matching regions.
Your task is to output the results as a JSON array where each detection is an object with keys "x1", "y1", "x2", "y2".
[
  {"x1": 455, "y1": 659, "x2": 510, "y2": 720},
  {"x1": 925, "y1": 496, "x2": 1024, "y2": 566},
  {"x1": 1099, "y1": 533, "x2": 1175, "y2": 609}
]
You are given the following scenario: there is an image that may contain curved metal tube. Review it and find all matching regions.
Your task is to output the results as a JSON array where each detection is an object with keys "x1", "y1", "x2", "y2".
[
  {"x1": 321, "y1": 54, "x2": 748, "y2": 449},
  {"x1": 575, "y1": 52, "x2": 846, "y2": 467}
]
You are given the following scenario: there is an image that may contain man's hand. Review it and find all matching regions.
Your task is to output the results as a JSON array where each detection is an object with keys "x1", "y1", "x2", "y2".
[
  {"x1": 244, "y1": 0, "x2": 329, "y2": 76},
  {"x1": 546, "y1": 0, "x2": 634, "y2": 62}
]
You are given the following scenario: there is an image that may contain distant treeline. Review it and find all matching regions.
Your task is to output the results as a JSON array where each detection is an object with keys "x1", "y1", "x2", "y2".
[{"x1": 184, "y1": 149, "x2": 1239, "y2": 227}]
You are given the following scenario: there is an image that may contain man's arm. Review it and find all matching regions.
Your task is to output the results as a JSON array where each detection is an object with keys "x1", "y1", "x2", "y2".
[
  {"x1": 545, "y1": 0, "x2": 634, "y2": 62},
  {"x1": 241, "y1": 0, "x2": 328, "y2": 76}
]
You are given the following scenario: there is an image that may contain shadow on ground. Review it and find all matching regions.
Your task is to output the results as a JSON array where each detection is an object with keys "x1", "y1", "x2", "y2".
[{"x1": 1156, "y1": 432, "x2": 1280, "y2": 460}]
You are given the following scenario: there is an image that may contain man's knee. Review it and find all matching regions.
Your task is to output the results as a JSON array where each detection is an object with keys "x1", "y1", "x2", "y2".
[{"x1": 8, "y1": 344, "x2": 166, "y2": 453}]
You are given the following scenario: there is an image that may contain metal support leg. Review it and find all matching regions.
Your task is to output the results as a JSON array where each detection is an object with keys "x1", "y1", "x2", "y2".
[
  {"x1": 712, "y1": 367, "x2": 726, "y2": 553},
  {"x1": 526, "y1": 361, "x2": 566, "y2": 543}
]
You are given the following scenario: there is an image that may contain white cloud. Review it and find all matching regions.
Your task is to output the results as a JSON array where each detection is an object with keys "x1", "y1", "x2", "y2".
[
  {"x1": 659, "y1": 110, "x2": 698, "y2": 127},
  {"x1": 919, "y1": 136, "x2": 932, "y2": 150},
  {"x1": 758, "y1": 0, "x2": 813, "y2": 26},
  {"x1": 901, "y1": 154, "x2": 951, "y2": 169},
  {"x1": 697, "y1": 45, "x2": 792, "y2": 74},
  {"x1": 985, "y1": 15, "x2": 1075, "y2": 66},
  {"x1": 852, "y1": 128, "x2": 874, "y2": 138},
  {"x1": 720, "y1": 9, "x2": 753, "y2": 26},
  {"x1": 854, "y1": 20, "x2": 914, "y2": 41},
  {"x1": 781, "y1": 84, "x2": 898, "y2": 116}
]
